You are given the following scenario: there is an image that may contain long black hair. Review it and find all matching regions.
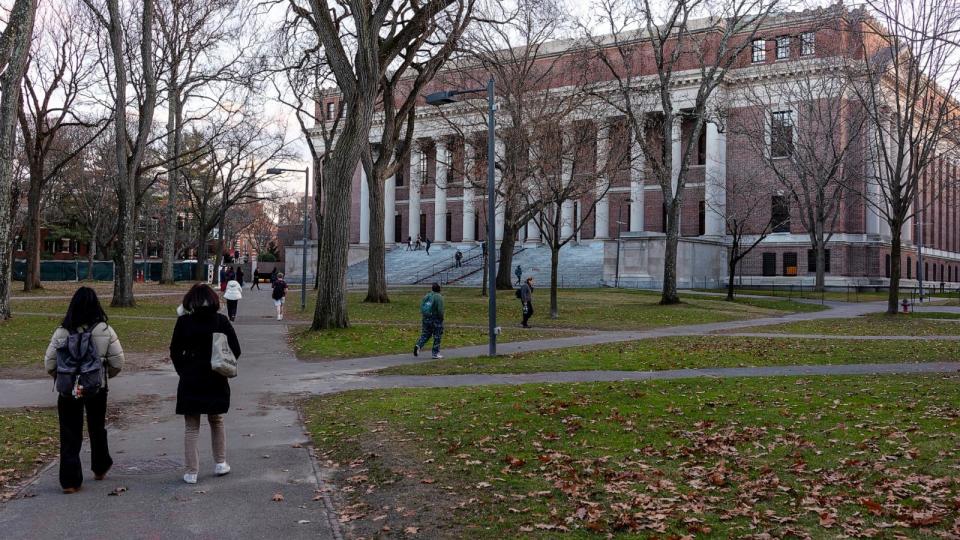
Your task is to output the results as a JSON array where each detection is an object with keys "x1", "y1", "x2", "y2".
[{"x1": 62, "y1": 287, "x2": 108, "y2": 330}]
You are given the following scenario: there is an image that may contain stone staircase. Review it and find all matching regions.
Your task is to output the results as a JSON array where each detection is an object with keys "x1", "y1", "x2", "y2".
[
  {"x1": 346, "y1": 244, "x2": 474, "y2": 286},
  {"x1": 456, "y1": 242, "x2": 605, "y2": 288}
]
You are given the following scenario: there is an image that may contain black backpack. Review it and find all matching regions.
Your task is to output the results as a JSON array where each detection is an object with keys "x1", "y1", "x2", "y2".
[
  {"x1": 515, "y1": 288, "x2": 522, "y2": 299},
  {"x1": 55, "y1": 326, "x2": 105, "y2": 397},
  {"x1": 272, "y1": 280, "x2": 286, "y2": 300}
]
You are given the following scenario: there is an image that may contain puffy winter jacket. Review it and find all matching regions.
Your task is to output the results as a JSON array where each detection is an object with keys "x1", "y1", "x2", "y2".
[
  {"x1": 223, "y1": 280, "x2": 243, "y2": 301},
  {"x1": 44, "y1": 322, "x2": 125, "y2": 378}
]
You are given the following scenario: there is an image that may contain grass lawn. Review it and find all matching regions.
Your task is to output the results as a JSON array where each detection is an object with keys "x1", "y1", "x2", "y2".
[
  {"x1": 0, "y1": 315, "x2": 174, "y2": 377},
  {"x1": 288, "y1": 288, "x2": 823, "y2": 331},
  {"x1": 303, "y1": 375, "x2": 960, "y2": 538},
  {"x1": 377, "y1": 335, "x2": 960, "y2": 375},
  {"x1": 0, "y1": 408, "x2": 57, "y2": 497},
  {"x1": 11, "y1": 295, "x2": 183, "y2": 319},
  {"x1": 9, "y1": 281, "x2": 195, "y2": 298},
  {"x1": 290, "y1": 324, "x2": 576, "y2": 360},
  {"x1": 733, "y1": 313, "x2": 960, "y2": 337}
]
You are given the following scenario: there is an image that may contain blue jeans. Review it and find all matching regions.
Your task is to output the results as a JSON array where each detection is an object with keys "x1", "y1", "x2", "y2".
[{"x1": 416, "y1": 317, "x2": 444, "y2": 356}]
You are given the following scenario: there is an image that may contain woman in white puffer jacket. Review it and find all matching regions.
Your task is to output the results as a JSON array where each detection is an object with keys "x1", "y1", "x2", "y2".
[{"x1": 222, "y1": 280, "x2": 243, "y2": 322}]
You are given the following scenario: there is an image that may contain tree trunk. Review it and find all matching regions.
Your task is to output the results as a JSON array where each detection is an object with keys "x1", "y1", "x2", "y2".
[
  {"x1": 194, "y1": 221, "x2": 207, "y2": 281},
  {"x1": 312, "y1": 152, "x2": 359, "y2": 330},
  {"x1": 313, "y1": 177, "x2": 322, "y2": 289},
  {"x1": 87, "y1": 237, "x2": 96, "y2": 281},
  {"x1": 23, "y1": 178, "x2": 42, "y2": 291},
  {"x1": 480, "y1": 251, "x2": 488, "y2": 297},
  {"x1": 815, "y1": 239, "x2": 826, "y2": 292},
  {"x1": 213, "y1": 215, "x2": 225, "y2": 286},
  {"x1": 549, "y1": 244, "x2": 559, "y2": 318},
  {"x1": 887, "y1": 222, "x2": 902, "y2": 314},
  {"x1": 160, "y1": 90, "x2": 181, "y2": 284},
  {"x1": 660, "y1": 199, "x2": 681, "y2": 305},
  {"x1": 726, "y1": 239, "x2": 739, "y2": 301},
  {"x1": 0, "y1": 0, "x2": 37, "y2": 318},
  {"x1": 365, "y1": 173, "x2": 389, "y2": 303},
  {"x1": 495, "y1": 223, "x2": 517, "y2": 290}
]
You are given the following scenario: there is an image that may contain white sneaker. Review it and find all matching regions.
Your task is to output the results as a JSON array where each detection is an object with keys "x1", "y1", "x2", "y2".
[
  {"x1": 432, "y1": 353, "x2": 444, "y2": 359},
  {"x1": 183, "y1": 473, "x2": 198, "y2": 484},
  {"x1": 214, "y1": 462, "x2": 231, "y2": 476}
]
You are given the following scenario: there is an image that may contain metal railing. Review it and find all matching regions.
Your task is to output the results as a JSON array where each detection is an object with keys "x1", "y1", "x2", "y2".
[{"x1": 413, "y1": 244, "x2": 483, "y2": 285}]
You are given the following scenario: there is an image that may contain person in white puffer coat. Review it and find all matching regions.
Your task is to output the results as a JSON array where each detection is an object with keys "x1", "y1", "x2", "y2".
[{"x1": 222, "y1": 280, "x2": 243, "y2": 322}]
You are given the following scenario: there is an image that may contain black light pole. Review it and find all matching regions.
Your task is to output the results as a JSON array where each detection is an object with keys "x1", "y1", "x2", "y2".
[
  {"x1": 267, "y1": 167, "x2": 311, "y2": 310},
  {"x1": 426, "y1": 77, "x2": 497, "y2": 356},
  {"x1": 614, "y1": 198, "x2": 632, "y2": 288}
]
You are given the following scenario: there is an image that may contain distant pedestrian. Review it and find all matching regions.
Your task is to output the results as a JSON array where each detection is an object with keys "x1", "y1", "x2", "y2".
[
  {"x1": 415, "y1": 235, "x2": 422, "y2": 251},
  {"x1": 170, "y1": 283, "x2": 240, "y2": 485},
  {"x1": 514, "y1": 265, "x2": 523, "y2": 286},
  {"x1": 44, "y1": 287, "x2": 125, "y2": 494},
  {"x1": 219, "y1": 266, "x2": 226, "y2": 286},
  {"x1": 519, "y1": 277, "x2": 535, "y2": 328},
  {"x1": 270, "y1": 267, "x2": 278, "y2": 285},
  {"x1": 236, "y1": 267, "x2": 244, "y2": 287},
  {"x1": 425, "y1": 237, "x2": 432, "y2": 255},
  {"x1": 414, "y1": 283, "x2": 445, "y2": 359},
  {"x1": 250, "y1": 271, "x2": 261, "y2": 290},
  {"x1": 223, "y1": 279, "x2": 243, "y2": 322},
  {"x1": 406, "y1": 236, "x2": 413, "y2": 251},
  {"x1": 454, "y1": 250, "x2": 463, "y2": 268},
  {"x1": 272, "y1": 272, "x2": 289, "y2": 321}
]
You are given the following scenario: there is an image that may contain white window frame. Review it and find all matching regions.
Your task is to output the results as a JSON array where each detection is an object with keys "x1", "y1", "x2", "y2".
[
  {"x1": 776, "y1": 36, "x2": 790, "y2": 60},
  {"x1": 801, "y1": 32, "x2": 815, "y2": 56},
  {"x1": 751, "y1": 39, "x2": 766, "y2": 63}
]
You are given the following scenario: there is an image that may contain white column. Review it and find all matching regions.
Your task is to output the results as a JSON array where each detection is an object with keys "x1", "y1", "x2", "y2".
[
  {"x1": 671, "y1": 118, "x2": 682, "y2": 197},
  {"x1": 494, "y1": 137, "x2": 505, "y2": 241},
  {"x1": 864, "y1": 123, "x2": 882, "y2": 237},
  {"x1": 527, "y1": 216, "x2": 541, "y2": 243},
  {"x1": 462, "y1": 142, "x2": 476, "y2": 242},
  {"x1": 434, "y1": 140, "x2": 448, "y2": 242},
  {"x1": 704, "y1": 122, "x2": 726, "y2": 237},
  {"x1": 561, "y1": 143, "x2": 575, "y2": 239},
  {"x1": 629, "y1": 126, "x2": 645, "y2": 232},
  {"x1": 384, "y1": 175, "x2": 396, "y2": 245},
  {"x1": 408, "y1": 145, "x2": 422, "y2": 239},
  {"x1": 594, "y1": 121, "x2": 610, "y2": 239},
  {"x1": 359, "y1": 167, "x2": 370, "y2": 244}
]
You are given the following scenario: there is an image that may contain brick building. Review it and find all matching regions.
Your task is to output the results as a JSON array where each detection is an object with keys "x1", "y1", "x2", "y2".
[{"x1": 315, "y1": 7, "x2": 960, "y2": 288}]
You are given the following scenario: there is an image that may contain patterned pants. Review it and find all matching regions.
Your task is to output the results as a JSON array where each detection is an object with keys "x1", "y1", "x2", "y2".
[{"x1": 416, "y1": 317, "x2": 444, "y2": 356}]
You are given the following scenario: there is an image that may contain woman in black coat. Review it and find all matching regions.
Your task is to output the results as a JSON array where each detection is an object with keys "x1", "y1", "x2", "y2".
[{"x1": 170, "y1": 283, "x2": 241, "y2": 485}]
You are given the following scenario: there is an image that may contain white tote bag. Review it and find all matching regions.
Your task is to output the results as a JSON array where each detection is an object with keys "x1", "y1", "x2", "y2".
[{"x1": 210, "y1": 332, "x2": 238, "y2": 378}]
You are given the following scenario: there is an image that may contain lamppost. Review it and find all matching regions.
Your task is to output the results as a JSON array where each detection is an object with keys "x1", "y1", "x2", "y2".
[
  {"x1": 614, "y1": 198, "x2": 632, "y2": 288},
  {"x1": 267, "y1": 167, "x2": 311, "y2": 311},
  {"x1": 426, "y1": 77, "x2": 498, "y2": 356}
]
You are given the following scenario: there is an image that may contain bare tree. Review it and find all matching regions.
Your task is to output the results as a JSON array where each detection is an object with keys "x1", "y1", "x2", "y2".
[
  {"x1": 18, "y1": 0, "x2": 107, "y2": 291},
  {"x1": 287, "y1": 0, "x2": 478, "y2": 329},
  {"x1": 439, "y1": 0, "x2": 573, "y2": 290},
  {"x1": 83, "y1": 0, "x2": 159, "y2": 307},
  {"x1": 63, "y1": 136, "x2": 119, "y2": 281},
  {"x1": 529, "y1": 121, "x2": 611, "y2": 318},
  {"x1": 241, "y1": 201, "x2": 277, "y2": 258},
  {"x1": 846, "y1": 2, "x2": 960, "y2": 313},
  {"x1": 735, "y1": 61, "x2": 865, "y2": 291},
  {"x1": 156, "y1": 0, "x2": 254, "y2": 284},
  {"x1": 0, "y1": 0, "x2": 37, "y2": 319},
  {"x1": 584, "y1": 0, "x2": 780, "y2": 304}
]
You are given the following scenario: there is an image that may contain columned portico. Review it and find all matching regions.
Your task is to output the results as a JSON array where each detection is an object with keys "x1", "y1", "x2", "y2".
[
  {"x1": 408, "y1": 145, "x2": 423, "y2": 239},
  {"x1": 561, "y1": 151, "x2": 574, "y2": 240},
  {"x1": 704, "y1": 121, "x2": 726, "y2": 237},
  {"x1": 434, "y1": 140, "x2": 449, "y2": 242},
  {"x1": 594, "y1": 121, "x2": 611, "y2": 239},
  {"x1": 359, "y1": 167, "x2": 370, "y2": 244},
  {"x1": 462, "y1": 142, "x2": 477, "y2": 242},
  {"x1": 629, "y1": 126, "x2": 645, "y2": 232}
]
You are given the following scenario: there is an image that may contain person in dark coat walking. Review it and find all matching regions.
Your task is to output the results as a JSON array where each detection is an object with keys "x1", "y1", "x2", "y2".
[
  {"x1": 170, "y1": 284, "x2": 241, "y2": 484},
  {"x1": 519, "y1": 277, "x2": 535, "y2": 328},
  {"x1": 425, "y1": 237, "x2": 432, "y2": 255},
  {"x1": 270, "y1": 267, "x2": 278, "y2": 285},
  {"x1": 454, "y1": 250, "x2": 463, "y2": 268},
  {"x1": 235, "y1": 267, "x2": 244, "y2": 287}
]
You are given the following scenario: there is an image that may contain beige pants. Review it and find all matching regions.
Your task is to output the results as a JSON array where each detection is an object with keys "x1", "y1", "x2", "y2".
[{"x1": 184, "y1": 414, "x2": 226, "y2": 474}]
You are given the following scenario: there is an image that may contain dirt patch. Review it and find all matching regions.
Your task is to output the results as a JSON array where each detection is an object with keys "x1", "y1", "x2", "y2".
[{"x1": 308, "y1": 421, "x2": 474, "y2": 539}]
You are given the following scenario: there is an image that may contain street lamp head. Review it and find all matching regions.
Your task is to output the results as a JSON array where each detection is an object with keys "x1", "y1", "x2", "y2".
[
  {"x1": 266, "y1": 168, "x2": 283, "y2": 175},
  {"x1": 425, "y1": 91, "x2": 458, "y2": 106}
]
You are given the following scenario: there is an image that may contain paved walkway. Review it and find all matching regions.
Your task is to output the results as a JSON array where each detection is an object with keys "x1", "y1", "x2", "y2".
[
  {"x1": 2, "y1": 295, "x2": 958, "y2": 539},
  {"x1": 0, "y1": 290, "x2": 340, "y2": 540}
]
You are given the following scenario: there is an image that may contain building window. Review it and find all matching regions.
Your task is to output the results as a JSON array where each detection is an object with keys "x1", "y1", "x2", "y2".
[
  {"x1": 446, "y1": 212, "x2": 452, "y2": 241},
  {"x1": 325, "y1": 102, "x2": 335, "y2": 121},
  {"x1": 783, "y1": 252, "x2": 798, "y2": 276},
  {"x1": 801, "y1": 32, "x2": 815, "y2": 56},
  {"x1": 925, "y1": 262, "x2": 929, "y2": 281},
  {"x1": 885, "y1": 254, "x2": 891, "y2": 278},
  {"x1": 762, "y1": 253, "x2": 777, "y2": 276},
  {"x1": 394, "y1": 215, "x2": 403, "y2": 244},
  {"x1": 698, "y1": 200, "x2": 706, "y2": 236},
  {"x1": 771, "y1": 195, "x2": 790, "y2": 233},
  {"x1": 418, "y1": 152, "x2": 428, "y2": 185},
  {"x1": 661, "y1": 202, "x2": 668, "y2": 233},
  {"x1": 807, "y1": 249, "x2": 831, "y2": 273},
  {"x1": 752, "y1": 39, "x2": 766, "y2": 63},
  {"x1": 770, "y1": 111, "x2": 794, "y2": 158},
  {"x1": 61, "y1": 238, "x2": 71, "y2": 253},
  {"x1": 776, "y1": 36, "x2": 790, "y2": 60},
  {"x1": 696, "y1": 128, "x2": 706, "y2": 165}
]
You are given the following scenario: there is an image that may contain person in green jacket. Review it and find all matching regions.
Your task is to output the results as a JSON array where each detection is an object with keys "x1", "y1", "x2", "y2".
[{"x1": 414, "y1": 283, "x2": 445, "y2": 359}]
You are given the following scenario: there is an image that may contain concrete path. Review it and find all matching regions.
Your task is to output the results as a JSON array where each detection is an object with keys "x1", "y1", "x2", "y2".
[{"x1": 0, "y1": 290, "x2": 340, "y2": 540}]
